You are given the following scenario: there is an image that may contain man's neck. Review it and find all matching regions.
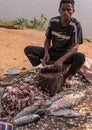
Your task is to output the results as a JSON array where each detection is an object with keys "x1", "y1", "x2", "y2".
[{"x1": 61, "y1": 18, "x2": 71, "y2": 27}]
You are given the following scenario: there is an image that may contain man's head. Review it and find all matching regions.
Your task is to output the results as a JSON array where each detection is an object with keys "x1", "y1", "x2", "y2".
[
  {"x1": 59, "y1": 0, "x2": 75, "y2": 22},
  {"x1": 59, "y1": 0, "x2": 75, "y2": 9}
]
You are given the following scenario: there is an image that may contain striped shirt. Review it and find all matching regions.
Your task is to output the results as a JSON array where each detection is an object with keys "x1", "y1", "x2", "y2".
[{"x1": 46, "y1": 16, "x2": 83, "y2": 51}]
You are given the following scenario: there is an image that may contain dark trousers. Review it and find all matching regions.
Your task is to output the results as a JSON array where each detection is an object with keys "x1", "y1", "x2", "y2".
[{"x1": 24, "y1": 46, "x2": 85, "y2": 75}]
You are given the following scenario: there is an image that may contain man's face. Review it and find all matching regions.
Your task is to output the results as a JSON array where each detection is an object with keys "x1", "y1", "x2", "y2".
[{"x1": 59, "y1": 3, "x2": 74, "y2": 21}]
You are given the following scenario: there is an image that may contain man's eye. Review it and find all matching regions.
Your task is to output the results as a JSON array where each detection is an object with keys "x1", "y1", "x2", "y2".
[
  {"x1": 67, "y1": 9, "x2": 72, "y2": 11},
  {"x1": 62, "y1": 8, "x2": 66, "y2": 11},
  {"x1": 62, "y1": 8, "x2": 72, "y2": 12}
]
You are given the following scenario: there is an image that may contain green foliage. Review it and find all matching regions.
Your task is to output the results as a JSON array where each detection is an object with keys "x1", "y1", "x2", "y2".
[
  {"x1": 14, "y1": 18, "x2": 31, "y2": 28},
  {"x1": 30, "y1": 14, "x2": 48, "y2": 30},
  {"x1": 85, "y1": 39, "x2": 92, "y2": 43},
  {"x1": 0, "y1": 19, "x2": 15, "y2": 26},
  {"x1": 0, "y1": 14, "x2": 48, "y2": 30},
  {"x1": 84, "y1": 38, "x2": 92, "y2": 43}
]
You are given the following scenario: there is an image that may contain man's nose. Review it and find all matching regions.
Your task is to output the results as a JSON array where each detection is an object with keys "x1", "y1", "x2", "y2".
[{"x1": 64, "y1": 9, "x2": 68, "y2": 13}]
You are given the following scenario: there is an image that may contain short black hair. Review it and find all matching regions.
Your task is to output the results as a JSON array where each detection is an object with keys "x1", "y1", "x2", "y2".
[{"x1": 59, "y1": 0, "x2": 75, "y2": 8}]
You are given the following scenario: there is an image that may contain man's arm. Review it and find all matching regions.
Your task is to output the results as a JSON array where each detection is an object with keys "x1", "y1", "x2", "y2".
[
  {"x1": 43, "y1": 37, "x2": 51, "y2": 63},
  {"x1": 59, "y1": 43, "x2": 79, "y2": 62},
  {"x1": 54, "y1": 43, "x2": 79, "y2": 71},
  {"x1": 44, "y1": 38, "x2": 51, "y2": 54}
]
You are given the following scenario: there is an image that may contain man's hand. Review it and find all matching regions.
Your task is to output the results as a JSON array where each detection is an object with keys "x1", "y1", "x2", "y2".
[
  {"x1": 54, "y1": 59, "x2": 63, "y2": 71},
  {"x1": 43, "y1": 53, "x2": 50, "y2": 63}
]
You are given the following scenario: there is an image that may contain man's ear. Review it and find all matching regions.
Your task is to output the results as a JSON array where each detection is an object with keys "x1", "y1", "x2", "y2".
[{"x1": 73, "y1": 9, "x2": 75, "y2": 13}]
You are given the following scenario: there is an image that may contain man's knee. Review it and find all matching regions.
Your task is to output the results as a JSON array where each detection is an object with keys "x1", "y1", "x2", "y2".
[
  {"x1": 24, "y1": 46, "x2": 32, "y2": 55},
  {"x1": 75, "y1": 52, "x2": 85, "y2": 65}
]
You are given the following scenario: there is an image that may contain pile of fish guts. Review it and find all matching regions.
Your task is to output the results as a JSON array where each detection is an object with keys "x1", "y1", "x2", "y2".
[{"x1": 0, "y1": 72, "x2": 91, "y2": 128}]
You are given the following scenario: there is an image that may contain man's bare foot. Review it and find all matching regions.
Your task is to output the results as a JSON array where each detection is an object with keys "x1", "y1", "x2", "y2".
[
  {"x1": 63, "y1": 73, "x2": 74, "y2": 88},
  {"x1": 64, "y1": 78, "x2": 73, "y2": 88}
]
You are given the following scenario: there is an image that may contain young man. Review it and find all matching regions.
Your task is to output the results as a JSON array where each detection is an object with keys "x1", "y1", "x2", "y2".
[{"x1": 24, "y1": 0, "x2": 85, "y2": 86}]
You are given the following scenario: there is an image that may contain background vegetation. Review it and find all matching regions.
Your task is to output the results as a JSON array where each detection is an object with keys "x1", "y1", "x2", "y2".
[
  {"x1": 0, "y1": 15, "x2": 92, "y2": 41},
  {"x1": 0, "y1": 14, "x2": 48, "y2": 30}
]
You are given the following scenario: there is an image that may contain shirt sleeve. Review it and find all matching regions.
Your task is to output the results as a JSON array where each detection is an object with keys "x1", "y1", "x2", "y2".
[
  {"x1": 71, "y1": 22, "x2": 83, "y2": 44},
  {"x1": 77, "y1": 23, "x2": 83, "y2": 44},
  {"x1": 45, "y1": 19, "x2": 52, "y2": 39}
]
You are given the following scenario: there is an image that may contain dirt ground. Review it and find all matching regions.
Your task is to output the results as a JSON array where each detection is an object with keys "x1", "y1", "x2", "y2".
[
  {"x1": 0, "y1": 27, "x2": 92, "y2": 79},
  {"x1": 0, "y1": 27, "x2": 92, "y2": 130}
]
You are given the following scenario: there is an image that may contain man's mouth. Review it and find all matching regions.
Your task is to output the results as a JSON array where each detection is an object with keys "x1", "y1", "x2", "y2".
[
  {"x1": 63, "y1": 15, "x2": 69, "y2": 19},
  {"x1": 64, "y1": 15, "x2": 69, "y2": 17}
]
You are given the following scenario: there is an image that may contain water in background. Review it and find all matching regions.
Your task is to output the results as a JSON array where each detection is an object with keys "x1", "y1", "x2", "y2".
[{"x1": 0, "y1": 0, "x2": 91, "y2": 39}]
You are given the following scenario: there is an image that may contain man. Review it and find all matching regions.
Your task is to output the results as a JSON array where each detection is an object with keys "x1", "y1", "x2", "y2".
[{"x1": 24, "y1": 0, "x2": 85, "y2": 86}]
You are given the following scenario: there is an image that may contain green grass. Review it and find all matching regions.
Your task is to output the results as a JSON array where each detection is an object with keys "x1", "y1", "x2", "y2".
[
  {"x1": 30, "y1": 14, "x2": 48, "y2": 30},
  {"x1": 0, "y1": 19, "x2": 15, "y2": 26},
  {"x1": 84, "y1": 38, "x2": 92, "y2": 43},
  {"x1": 0, "y1": 14, "x2": 48, "y2": 30}
]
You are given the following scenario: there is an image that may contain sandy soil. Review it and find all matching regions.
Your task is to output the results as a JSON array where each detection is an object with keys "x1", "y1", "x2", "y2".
[{"x1": 0, "y1": 27, "x2": 92, "y2": 78}]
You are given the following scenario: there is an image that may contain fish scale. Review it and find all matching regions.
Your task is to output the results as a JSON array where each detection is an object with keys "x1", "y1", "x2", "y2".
[
  {"x1": 0, "y1": 88, "x2": 4, "y2": 107},
  {"x1": 44, "y1": 90, "x2": 73, "y2": 107},
  {"x1": 48, "y1": 91, "x2": 86, "y2": 112},
  {"x1": 13, "y1": 105, "x2": 38, "y2": 120},
  {"x1": 0, "y1": 88, "x2": 4, "y2": 99},
  {"x1": 13, "y1": 114, "x2": 40, "y2": 127},
  {"x1": 46, "y1": 108, "x2": 81, "y2": 117}
]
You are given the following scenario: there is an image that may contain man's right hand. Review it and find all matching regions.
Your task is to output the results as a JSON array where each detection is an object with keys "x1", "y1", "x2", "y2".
[
  {"x1": 54, "y1": 59, "x2": 63, "y2": 72},
  {"x1": 43, "y1": 53, "x2": 50, "y2": 63}
]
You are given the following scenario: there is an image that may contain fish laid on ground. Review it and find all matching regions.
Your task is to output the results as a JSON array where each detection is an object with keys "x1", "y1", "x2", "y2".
[
  {"x1": 48, "y1": 91, "x2": 86, "y2": 112},
  {"x1": 13, "y1": 114, "x2": 40, "y2": 127},
  {"x1": 0, "y1": 88, "x2": 4, "y2": 107},
  {"x1": 35, "y1": 107, "x2": 81, "y2": 118},
  {"x1": 44, "y1": 90, "x2": 73, "y2": 107},
  {"x1": 13, "y1": 105, "x2": 38, "y2": 120},
  {"x1": 46, "y1": 108, "x2": 81, "y2": 117},
  {"x1": 0, "y1": 88, "x2": 4, "y2": 99}
]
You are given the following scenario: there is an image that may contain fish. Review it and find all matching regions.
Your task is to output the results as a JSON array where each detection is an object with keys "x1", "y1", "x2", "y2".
[
  {"x1": 0, "y1": 88, "x2": 4, "y2": 107},
  {"x1": 40, "y1": 65, "x2": 59, "y2": 73},
  {"x1": 0, "y1": 88, "x2": 4, "y2": 99},
  {"x1": 44, "y1": 90, "x2": 73, "y2": 107},
  {"x1": 13, "y1": 114, "x2": 40, "y2": 127},
  {"x1": 48, "y1": 91, "x2": 86, "y2": 112},
  {"x1": 46, "y1": 108, "x2": 81, "y2": 117},
  {"x1": 13, "y1": 105, "x2": 38, "y2": 120},
  {"x1": 35, "y1": 107, "x2": 81, "y2": 118}
]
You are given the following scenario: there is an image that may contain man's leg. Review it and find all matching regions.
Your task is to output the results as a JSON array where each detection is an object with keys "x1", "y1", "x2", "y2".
[
  {"x1": 47, "y1": 49, "x2": 85, "y2": 77},
  {"x1": 63, "y1": 52, "x2": 85, "y2": 86},
  {"x1": 24, "y1": 46, "x2": 44, "y2": 66}
]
